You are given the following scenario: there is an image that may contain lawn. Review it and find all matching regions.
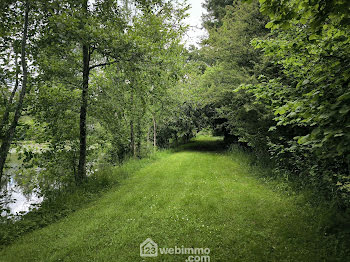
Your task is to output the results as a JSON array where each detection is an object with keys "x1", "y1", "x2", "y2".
[{"x1": 0, "y1": 137, "x2": 343, "y2": 261}]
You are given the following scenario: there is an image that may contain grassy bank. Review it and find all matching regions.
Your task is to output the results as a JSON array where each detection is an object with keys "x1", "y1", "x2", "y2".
[
  {"x1": 0, "y1": 150, "x2": 171, "y2": 248},
  {"x1": 0, "y1": 137, "x2": 349, "y2": 261}
]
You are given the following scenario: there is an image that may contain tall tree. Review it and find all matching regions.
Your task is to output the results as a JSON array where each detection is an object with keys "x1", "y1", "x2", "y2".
[
  {"x1": 36, "y1": 0, "x2": 131, "y2": 183},
  {"x1": 202, "y1": 0, "x2": 235, "y2": 28},
  {"x1": 77, "y1": 0, "x2": 90, "y2": 183},
  {"x1": 0, "y1": 0, "x2": 30, "y2": 181}
]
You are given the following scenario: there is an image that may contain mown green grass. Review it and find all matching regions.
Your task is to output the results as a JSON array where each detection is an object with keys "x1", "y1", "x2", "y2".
[
  {"x1": 0, "y1": 137, "x2": 347, "y2": 261},
  {"x1": 0, "y1": 149, "x2": 172, "y2": 247}
]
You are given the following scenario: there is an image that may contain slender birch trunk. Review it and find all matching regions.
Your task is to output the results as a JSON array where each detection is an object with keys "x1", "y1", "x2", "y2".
[{"x1": 0, "y1": 1, "x2": 30, "y2": 181}]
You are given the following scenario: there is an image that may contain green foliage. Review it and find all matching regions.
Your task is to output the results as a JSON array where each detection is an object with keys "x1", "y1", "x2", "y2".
[
  {"x1": 259, "y1": 0, "x2": 350, "y2": 32},
  {"x1": 197, "y1": 0, "x2": 350, "y2": 206},
  {"x1": 202, "y1": 0, "x2": 236, "y2": 28},
  {"x1": 249, "y1": 0, "x2": 350, "y2": 205},
  {"x1": 0, "y1": 0, "x2": 190, "y2": 234},
  {"x1": 198, "y1": 1, "x2": 272, "y2": 147}
]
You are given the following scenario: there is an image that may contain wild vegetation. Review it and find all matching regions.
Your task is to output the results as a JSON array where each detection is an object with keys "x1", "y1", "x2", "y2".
[
  {"x1": 0, "y1": 0, "x2": 349, "y2": 260},
  {"x1": 197, "y1": 0, "x2": 350, "y2": 206}
]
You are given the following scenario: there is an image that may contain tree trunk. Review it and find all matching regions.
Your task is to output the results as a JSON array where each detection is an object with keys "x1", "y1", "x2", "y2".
[
  {"x1": 130, "y1": 119, "x2": 135, "y2": 157},
  {"x1": 136, "y1": 103, "x2": 145, "y2": 157},
  {"x1": 153, "y1": 115, "x2": 157, "y2": 149},
  {"x1": 129, "y1": 87, "x2": 135, "y2": 157},
  {"x1": 76, "y1": 0, "x2": 89, "y2": 184},
  {"x1": 147, "y1": 125, "x2": 151, "y2": 145},
  {"x1": 0, "y1": 1, "x2": 29, "y2": 182},
  {"x1": 77, "y1": 42, "x2": 89, "y2": 184},
  {"x1": 0, "y1": 50, "x2": 20, "y2": 138},
  {"x1": 136, "y1": 118, "x2": 141, "y2": 157}
]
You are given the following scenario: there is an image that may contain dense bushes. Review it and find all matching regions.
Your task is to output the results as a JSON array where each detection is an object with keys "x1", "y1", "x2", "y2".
[
  {"x1": 198, "y1": 0, "x2": 350, "y2": 206},
  {"x1": 250, "y1": 0, "x2": 350, "y2": 205}
]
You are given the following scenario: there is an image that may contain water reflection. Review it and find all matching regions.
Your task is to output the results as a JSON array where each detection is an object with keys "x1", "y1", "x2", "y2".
[
  {"x1": 1, "y1": 147, "x2": 95, "y2": 218},
  {"x1": 1, "y1": 163, "x2": 43, "y2": 218}
]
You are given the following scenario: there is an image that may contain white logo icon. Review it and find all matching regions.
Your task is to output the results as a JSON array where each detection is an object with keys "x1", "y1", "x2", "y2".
[{"x1": 140, "y1": 238, "x2": 158, "y2": 257}]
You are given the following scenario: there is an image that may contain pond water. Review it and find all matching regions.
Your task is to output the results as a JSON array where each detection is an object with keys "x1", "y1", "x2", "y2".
[
  {"x1": 1, "y1": 144, "x2": 97, "y2": 218},
  {"x1": 0, "y1": 162, "x2": 43, "y2": 218}
]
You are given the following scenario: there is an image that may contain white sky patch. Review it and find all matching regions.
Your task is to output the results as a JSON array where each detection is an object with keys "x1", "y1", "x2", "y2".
[{"x1": 183, "y1": 0, "x2": 207, "y2": 47}]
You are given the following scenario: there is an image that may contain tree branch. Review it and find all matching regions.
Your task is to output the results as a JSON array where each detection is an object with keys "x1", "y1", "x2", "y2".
[{"x1": 89, "y1": 60, "x2": 118, "y2": 70}]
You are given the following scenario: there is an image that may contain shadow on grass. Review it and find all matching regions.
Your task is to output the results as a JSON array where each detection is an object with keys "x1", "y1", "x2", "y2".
[{"x1": 174, "y1": 137, "x2": 228, "y2": 153}]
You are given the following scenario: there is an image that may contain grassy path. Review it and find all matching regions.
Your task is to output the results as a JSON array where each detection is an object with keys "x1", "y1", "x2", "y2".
[{"x1": 0, "y1": 137, "x2": 339, "y2": 261}]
